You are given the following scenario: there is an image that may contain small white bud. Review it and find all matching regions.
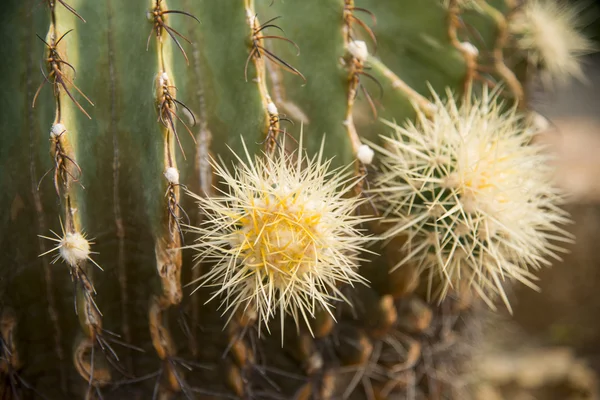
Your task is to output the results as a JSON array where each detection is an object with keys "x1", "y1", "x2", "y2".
[
  {"x1": 347, "y1": 40, "x2": 369, "y2": 62},
  {"x1": 159, "y1": 72, "x2": 169, "y2": 87},
  {"x1": 307, "y1": 353, "x2": 324, "y2": 372},
  {"x1": 146, "y1": 11, "x2": 153, "y2": 21},
  {"x1": 460, "y1": 42, "x2": 479, "y2": 57},
  {"x1": 532, "y1": 112, "x2": 550, "y2": 132},
  {"x1": 51, "y1": 123, "x2": 66, "y2": 138},
  {"x1": 267, "y1": 102, "x2": 278, "y2": 115},
  {"x1": 164, "y1": 167, "x2": 180, "y2": 184},
  {"x1": 356, "y1": 144, "x2": 375, "y2": 164}
]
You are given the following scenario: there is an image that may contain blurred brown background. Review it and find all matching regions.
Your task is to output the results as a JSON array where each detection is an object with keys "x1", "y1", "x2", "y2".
[{"x1": 475, "y1": 52, "x2": 600, "y2": 400}]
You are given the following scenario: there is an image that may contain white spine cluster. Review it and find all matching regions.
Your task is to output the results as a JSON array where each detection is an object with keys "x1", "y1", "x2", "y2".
[
  {"x1": 371, "y1": 88, "x2": 571, "y2": 310},
  {"x1": 509, "y1": 0, "x2": 594, "y2": 87},
  {"x1": 187, "y1": 139, "x2": 369, "y2": 335},
  {"x1": 39, "y1": 224, "x2": 101, "y2": 270},
  {"x1": 59, "y1": 232, "x2": 91, "y2": 267}
]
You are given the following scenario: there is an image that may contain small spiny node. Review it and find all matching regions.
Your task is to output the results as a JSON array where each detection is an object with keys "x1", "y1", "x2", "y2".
[
  {"x1": 509, "y1": 0, "x2": 594, "y2": 87},
  {"x1": 164, "y1": 167, "x2": 179, "y2": 185},
  {"x1": 50, "y1": 123, "x2": 66, "y2": 138},
  {"x1": 356, "y1": 144, "x2": 375, "y2": 165},
  {"x1": 370, "y1": 88, "x2": 572, "y2": 310},
  {"x1": 186, "y1": 138, "x2": 370, "y2": 336},
  {"x1": 267, "y1": 102, "x2": 278, "y2": 116},
  {"x1": 347, "y1": 40, "x2": 369, "y2": 63},
  {"x1": 460, "y1": 42, "x2": 479, "y2": 57},
  {"x1": 39, "y1": 226, "x2": 102, "y2": 271}
]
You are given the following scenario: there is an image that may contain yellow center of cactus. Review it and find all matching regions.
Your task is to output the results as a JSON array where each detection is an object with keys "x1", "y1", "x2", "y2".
[{"x1": 235, "y1": 192, "x2": 324, "y2": 285}]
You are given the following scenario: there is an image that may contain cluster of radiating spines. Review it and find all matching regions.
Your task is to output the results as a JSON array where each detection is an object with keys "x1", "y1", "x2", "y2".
[
  {"x1": 147, "y1": 0, "x2": 204, "y2": 396},
  {"x1": 186, "y1": 138, "x2": 371, "y2": 336},
  {"x1": 509, "y1": 0, "x2": 594, "y2": 87},
  {"x1": 369, "y1": 88, "x2": 572, "y2": 310},
  {"x1": 39, "y1": 222, "x2": 99, "y2": 271}
]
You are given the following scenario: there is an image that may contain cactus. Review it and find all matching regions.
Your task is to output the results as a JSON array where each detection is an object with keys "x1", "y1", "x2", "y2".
[{"x1": 0, "y1": 0, "x2": 587, "y2": 398}]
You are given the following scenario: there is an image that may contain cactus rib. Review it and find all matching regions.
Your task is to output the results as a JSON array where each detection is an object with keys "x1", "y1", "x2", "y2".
[
  {"x1": 27, "y1": 32, "x2": 68, "y2": 388},
  {"x1": 104, "y1": 0, "x2": 132, "y2": 370},
  {"x1": 244, "y1": 0, "x2": 303, "y2": 156},
  {"x1": 342, "y1": 0, "x2": 376, "y2": 195},
  {"x1": 147, "y1": 0, "x2": 197, "y2": 395},
  {"x1": 181, "y1": 0, "x2": 212, "y2": 357},
  {"x1": 32, "y1": 29, "x2": 94, "y2": 119},
  {"x1": 35, "y1": 3, "x2": 119, "y2": 393}
]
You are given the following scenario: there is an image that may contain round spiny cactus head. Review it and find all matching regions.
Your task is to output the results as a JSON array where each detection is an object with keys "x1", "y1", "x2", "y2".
[
  {"x1": 509, "y1": 0, "x2": 595, "y2": 88},
  {"x1": 186, "y1": 138, "x2": 371, "y2": 336},
  {"x1": 370, "y1": 87, "x2": 572, "y2": 310}
]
